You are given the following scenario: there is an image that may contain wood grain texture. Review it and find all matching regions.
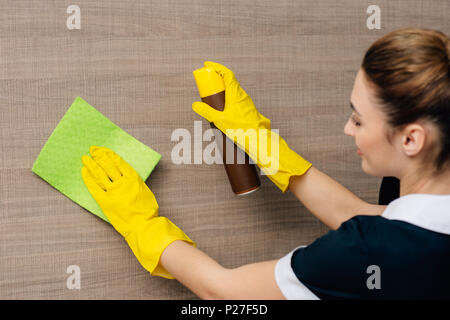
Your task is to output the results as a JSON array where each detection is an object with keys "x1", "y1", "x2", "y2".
[{"x1": 0, "y1": 0, "x2": 448, "y2": 299}]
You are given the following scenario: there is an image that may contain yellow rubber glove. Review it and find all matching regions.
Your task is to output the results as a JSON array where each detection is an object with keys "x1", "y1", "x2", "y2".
[
  {"x1": 192, "y1": 61, "x2": 312, "y2": 192},
  {"x1": 81, "y1": 146, "x2": 196, "y2": 279}
]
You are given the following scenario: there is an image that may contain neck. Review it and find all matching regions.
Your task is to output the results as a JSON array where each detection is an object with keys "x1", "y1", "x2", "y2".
[{"x1": 400, "y1": 166, "x2": 450, "y2": 196}]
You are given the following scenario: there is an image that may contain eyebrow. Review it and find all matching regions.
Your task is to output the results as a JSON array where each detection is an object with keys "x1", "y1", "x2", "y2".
[{"x1": 350, "y1": 102, "x2": 362, "y2": 117}]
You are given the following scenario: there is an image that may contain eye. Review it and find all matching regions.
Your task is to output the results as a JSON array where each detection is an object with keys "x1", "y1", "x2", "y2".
[{"x1": 351, "y1": 115, "x2": 361, "y2": 127}]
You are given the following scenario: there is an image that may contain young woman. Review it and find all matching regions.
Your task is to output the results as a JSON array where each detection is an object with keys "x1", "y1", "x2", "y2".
[{"x1": 81, "y1": 27, "x2": 450, "y2": 299}]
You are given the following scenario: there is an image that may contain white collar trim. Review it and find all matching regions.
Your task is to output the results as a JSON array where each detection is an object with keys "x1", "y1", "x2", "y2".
[{"x1": 381, "y1": 193, "x2": 450, "y2": 235}]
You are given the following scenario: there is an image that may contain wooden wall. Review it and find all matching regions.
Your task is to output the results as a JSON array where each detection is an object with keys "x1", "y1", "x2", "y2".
[{"x1": 0, "y1": 0, "x2": 448, "y2": 299}]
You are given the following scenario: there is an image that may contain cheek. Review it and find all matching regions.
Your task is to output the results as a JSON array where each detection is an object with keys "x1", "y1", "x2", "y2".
[
  {"x1": 356, "y1": 130, "x2": 382, "y2": 155},
  {"x1": 355, "y1": 130, "x2": 369, "y2": 152},
  {"x1": 358, "y1": 132, "x2": 391, "y2": 163}
]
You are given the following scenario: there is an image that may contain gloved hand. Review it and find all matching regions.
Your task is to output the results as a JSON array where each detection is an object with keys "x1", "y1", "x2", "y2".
[
  {"x1": 192, "y1": 61, "x2": 312, "y2": 192},
  {"x1": 81, "y1": 146, "x2": 196, "y2": 279}
]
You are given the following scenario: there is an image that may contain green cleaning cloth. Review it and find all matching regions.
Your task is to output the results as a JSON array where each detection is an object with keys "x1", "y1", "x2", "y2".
[{"x1": 32, "y1": 96, "x2": 162, "y2": 223}]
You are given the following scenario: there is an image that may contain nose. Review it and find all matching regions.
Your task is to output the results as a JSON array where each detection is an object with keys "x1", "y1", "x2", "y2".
[{"x1": 344, "y1": 117, "x2": 354, "y2": 137}]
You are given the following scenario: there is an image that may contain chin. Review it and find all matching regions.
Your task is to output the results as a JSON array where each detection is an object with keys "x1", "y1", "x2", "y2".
[
  {"x1": 361, "y1": 158, "x2": 373, "y2": 175},
  {"x1": 361, "y1": 159, "x2": 387, "y2": 178}
]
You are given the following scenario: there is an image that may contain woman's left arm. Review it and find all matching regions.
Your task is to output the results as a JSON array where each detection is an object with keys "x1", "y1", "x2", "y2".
[{"x1": 160, "y1": 240, "x2": 286, "y2": 300}]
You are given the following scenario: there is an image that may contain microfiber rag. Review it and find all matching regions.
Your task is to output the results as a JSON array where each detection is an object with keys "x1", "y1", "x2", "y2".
[{"x1": 32, "y1": 96, "x2": 162, "y2": 223}]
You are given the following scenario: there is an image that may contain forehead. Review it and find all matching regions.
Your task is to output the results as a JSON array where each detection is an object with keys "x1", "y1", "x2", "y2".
[
  {"x1": 351, "y1": 68, "x2": 381, "y2": 117},
  {"x1": 351, "y1": 69, "x2": 369, "y2": 102}
]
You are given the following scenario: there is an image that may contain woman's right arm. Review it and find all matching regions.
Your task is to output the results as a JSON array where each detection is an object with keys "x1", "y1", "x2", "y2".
[{"x1": 288, "y1": 166, "x2": 387, "y2": 230}]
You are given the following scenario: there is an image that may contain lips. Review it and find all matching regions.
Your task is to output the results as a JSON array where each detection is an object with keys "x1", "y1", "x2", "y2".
[{"x1": 357, "y1": 148, "x2": 363, "y2": 155}]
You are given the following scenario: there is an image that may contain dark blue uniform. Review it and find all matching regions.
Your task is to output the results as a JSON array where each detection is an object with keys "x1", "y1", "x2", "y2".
[{"x1": 275, "y1": 194, "x2": 450, "y2": 299}]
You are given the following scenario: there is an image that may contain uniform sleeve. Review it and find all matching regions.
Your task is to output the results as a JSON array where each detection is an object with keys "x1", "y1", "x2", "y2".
[
  {"x1": 275, "y1": 245, "x2": 320, "y2": 300},
  {"x1": 276, "y1": 216, "x2": 373, "y2": 300}
]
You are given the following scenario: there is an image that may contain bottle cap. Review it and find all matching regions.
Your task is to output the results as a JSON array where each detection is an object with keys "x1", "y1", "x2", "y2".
[{"x1": 193, "y1": 67, "x2": 225, "y2": 98}]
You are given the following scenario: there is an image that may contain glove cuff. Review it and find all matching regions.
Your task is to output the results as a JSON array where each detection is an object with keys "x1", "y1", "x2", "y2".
[
  {"x1": 231, "y1": 128, "x2": 312, "y2": 193},
  {"x1": 214, "y1": 117, "x2": 312, "y2": 193},
  {"x1": 266, "y1": 146, "x2": 312, "y2": 192},
  {"x1": 125, "y1": 217, "x2": 196, "y2": 279}
]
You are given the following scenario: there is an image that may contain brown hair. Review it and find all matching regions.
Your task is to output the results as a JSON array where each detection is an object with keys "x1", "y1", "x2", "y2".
[{"x1": 362, "y1": 27, "x2": 450, "y2": 173}]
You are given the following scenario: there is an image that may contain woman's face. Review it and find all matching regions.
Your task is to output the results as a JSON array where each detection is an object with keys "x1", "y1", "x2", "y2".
[{"x1": 344, "y1": 68, "x2": 400, "y2": 177}]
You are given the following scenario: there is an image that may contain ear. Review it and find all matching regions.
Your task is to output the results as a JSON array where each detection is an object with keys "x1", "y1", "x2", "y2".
[{"x1": 401, "y1": 123, "x2": 427, "y2": 157}]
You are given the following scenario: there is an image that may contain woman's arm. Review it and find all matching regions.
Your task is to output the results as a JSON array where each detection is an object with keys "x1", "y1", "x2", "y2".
[
  {"x1": 288, "y1": 166, "x2": 387, "y2": 230},
  {"x1": 159, "y1": 240, "x2": 285, "y2": 300}
]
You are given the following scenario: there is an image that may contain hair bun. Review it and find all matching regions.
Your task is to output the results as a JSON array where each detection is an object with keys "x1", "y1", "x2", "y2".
[{"x1": 446, "y1": 38, "x2": 450, "y2": 61}]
